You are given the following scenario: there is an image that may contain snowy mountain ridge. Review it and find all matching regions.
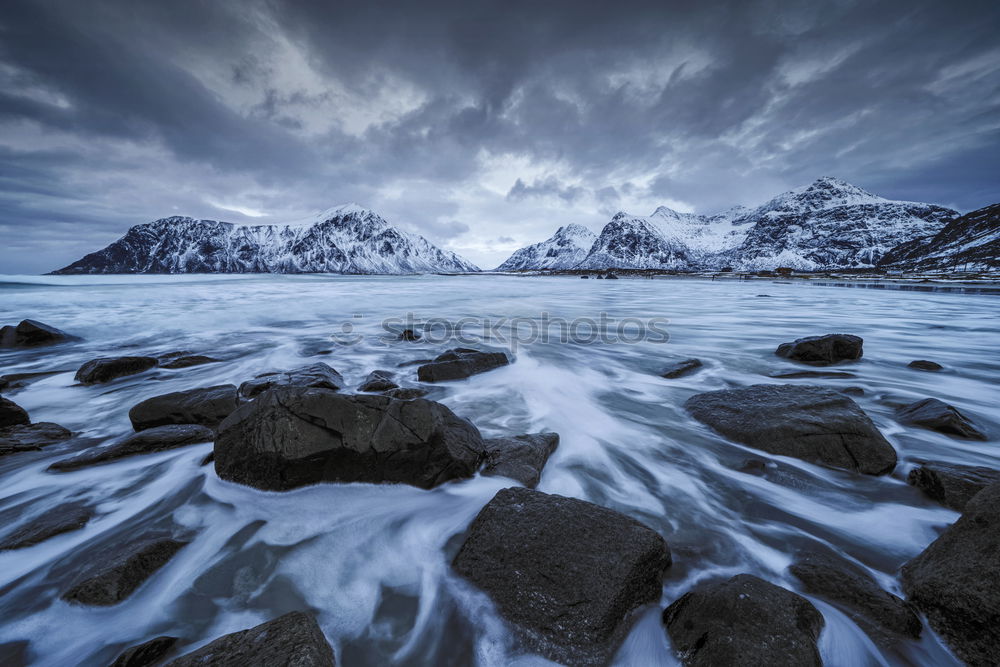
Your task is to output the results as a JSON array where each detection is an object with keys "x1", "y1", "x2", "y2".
[{"x1": 496, "y1": 223, "x2": 596, "y2": 271}]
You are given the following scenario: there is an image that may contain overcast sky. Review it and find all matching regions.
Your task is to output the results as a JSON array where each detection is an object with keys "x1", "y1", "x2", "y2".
[{"x1": 1, "y1": 0, "x2": 998, "y2": 272}]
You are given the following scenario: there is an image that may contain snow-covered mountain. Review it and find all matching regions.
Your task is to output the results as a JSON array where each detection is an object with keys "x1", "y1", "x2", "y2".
[
  {"x1": 877, "y1": 203, "x2": 1000, "y2": 272},
  {"x1": 495, "y1": 224, "x2": 596, "y2": 271},
  {"x1": 51, "y1": 204, "x2": 480, "y2": 274}
]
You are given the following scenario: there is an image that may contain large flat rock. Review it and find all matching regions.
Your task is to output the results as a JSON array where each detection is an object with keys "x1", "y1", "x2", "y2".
[
  {"x1": 49, "y1": 424, "x2": 214, "y2": 471},
  {"x1": 775, "y1": 333, "x2": 863, "y2": 365},
  {"x1": 75, "y1": 356, "x2": 158, "y2": 385},
  {"x1": 896, "y1": 398, "x2": 987, "y2": 440},
  {"x1": 0, "y1": 319, "x2": 74, "y2": 347},
  {"x1": 0, "y1": 502, "x2": 93, "y2": 550},
  {"x1": 416, "y1": 348, "x2": 509, "y2": 382},
  {"x1": 129, "y1": 385, "x2": 238, "y2": 431}
]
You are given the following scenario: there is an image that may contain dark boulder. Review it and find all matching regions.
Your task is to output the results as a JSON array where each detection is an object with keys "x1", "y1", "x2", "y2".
[
  {"x1": 907, "y1": 461, "x2": 1000, "y2": 511},
  {"x1": 238, "y1": 363, "x2": 344, "y2": 399},
  {"x1": 775, "y1": 333, "x2": 863, "y2": 365},
  {"x1": 0, "y1": 319, "x2": 74, "y2": 347},
  {"x1": 160, "y1": 354, "x2": 219, "y2": 369},
  {"x1": 62, "y1": 532, "x2": 189, "y2": 606},
  {"x1": 662, "y1": 574, "x2": 824, "y2": 667},
  {"x1": 0, "y1": 502, "x2": 94, "y2": 550},
  {"x1": 481, "y1": 433, "x2": 559, "y2": 488},
  {"x1": 908, "y1": 360, "x2": 943, "y2": 372},
  {"x1": 660, "y1": 358, "x2": 702, "y2": 379},
  {"x1": 129, "y1": 385, "x2": 238, "y2": 431},
  {"x1": 75, "y1": 356, "x2": 158, "y2": 385},
  {"x1": 399, "y1": 328, "x2": 421, "y2": 341},
  {"x1": 417, "y1": 348, "x2": 509, "y2": 382},
  {"x1": 383, "y1": 387, "x2": 428, "y2": 400},
  {"x1": 49, "y1": 424, "x2": 214, "y2": 472},
  {"x1": 215, "y1": 387, "x2": 485, "y2": 491},
  {"x1": 902, "y1": 481, "x2": 1000, "y2": 666},
  {"x1": 0, "y1": 422, "x2": 72, "y2": 455},
  {"x1": 165, "y1": 611, "x2": 334, "y2": 667},
  {"x1": 0, "y1": 396, "x2": 30, "y2": 428},
  {"x1": 896, "y1": 398, "x2": 986, "y2": 440},
  {"x1": 111, "y1": 636, "x2": 179, "y2": 667},
  {"x1": 789, "y1": 549, "x2": 921, "y2": 641},
  {"x1": 357, "y1": 370, "x2": 399, "y2": 393},
  {"x1": 768, "y1": 370, "x2": 856, "y2": 379},
  {"x1": 452, "y1": 487, "x2": 670, "y2": 666},
  {"x1": 685, "y1": 384, "x2": 896, "y2": 475}
]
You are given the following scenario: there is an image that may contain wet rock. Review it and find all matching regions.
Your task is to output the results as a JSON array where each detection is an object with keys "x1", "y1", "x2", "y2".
[
  {"x1": 902, "y1": 481, "x2": 1000, "y2": 666},
  {"x1": 357, "y1": 370, "x2": 399, "y2": 393},
  {"x1": 129, "y1": 385, "x2": 238, "y2": 431},
  {"x1": 907, "y1": 461, "x2": 1000, "y2": 511},
  {"x1": 685, "y1": 384, "x2": 896, "y2": 475},
  {"x1": 49, "y1": 424, "x2": 215, "y2": 472},
  {"x1": 200, "y1": 452, "x2": 214, "y2": 466},
  {"x1": 0, "y1": 396, "x2": 30, "y2": 428},
  {"x1": 399, "y1": 328, "x2": 421, "y2": 341},
  {"x1": 160, "y1": 354, "x2": 219, "y2": 369},
  {"x1": 908, "y1": 360, "x2": 943, "y2": 372},
  {"x1": 111, "y1": 636, "x2": 179, "y2": 667},
  {"x1": 775, "y1": 333, "x2": 863, "y2": 365},
  {"x1": 397, "y1": 358, "x2": 433, "y2": 368},
  {"x1": 580, "y1": 275, "x2": 589, "y2": 279},
  {"x1": 738, "y1": 458, "x2": 768, "y2": 475},
  {"x1": 840, "y1": 386, "x2": 865, "y2": 396},
  {"x1": 662, "y1": 574, "x2": 824, "y2": 667},
  {"x1": 768, "y1": 370, "x2": 856, "y2": 379},
  {"x1": 165, "y1": 611, "x2": 334, "y2": 667},
  {"x1": 0, "y1": 376, "x2": 7, "y2": 392},
  {"x1": 0, "y1": 502, "x2": 93, "y2": 550},
  {"x1": 896, "y1": 398, "x2": 986, "y2": 440},
  {"x1": 75, "y1": 356, "x2": 158, "y2": 385},
  {"x1": 596, "y1": 274, "x2": 605, "y2": 279},
  {"x1": 0, "y1": 319, "x2": 74, "y2": 347},
  {"x1": 789, "y1": 549, "x2": 921, "y2": 641},
  {"x1": 238, "y1": 363, "x2": 345, "y2": 399},
  {"x1": 382, "y1": 387, "x2": 428, "y2": 400},
  {"x1": 0, "y1": 422, "x2": 72, "y2": 455},
  {"x1": 606, "y1": 273, "x2": 619, "y2": 279},
  {"x1": 660, "y1": 358, "x2": 703, "y2": 379},
  {"x1": 416, "y1": 348, "x2": 509, "y2": 382},
  {"x1": 481, "y1": 433, "x2": 559, "y2": 488},
  {"x1": 452, "y1": 487, "x2": 670, "y2": 666},
  {"x1": 62, "y1": 532, "x2": 189, "y2": 606},
  {"x1": 215, "y1": 386, "x2": 484, "y2": 491}
]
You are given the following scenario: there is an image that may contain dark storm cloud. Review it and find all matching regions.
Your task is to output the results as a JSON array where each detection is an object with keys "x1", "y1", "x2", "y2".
[{"x1": 0, "y1": 0, "x2": 997, "y2": 272}]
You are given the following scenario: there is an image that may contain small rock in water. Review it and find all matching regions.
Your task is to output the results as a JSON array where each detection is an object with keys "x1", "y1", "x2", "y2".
[
  {"x1": 129, "y1": 385, "x2": 239, "y2": 431},
  {"x1": 238, "y1": 362, "x2": 345, "y2": 399},
  {"x1": 596, "y1": 274, "x2": 605, "y2": 279},
  {"x1": 0, "y1": 502, "x2": 94, "y2": 550},
  {"x1": 775, "y1": 333, "x2": 863, "y2": 365},
  {"x1": 398, "y1": 328, "x2": 421, "y2": 341},
  {"x1": 382, "y1": 387, "x2": 428, "y2": 400},
  {"x1": 605, "y1": 272, "x2": 619, "y2": 279},
  {"x1": 215, "y1": 386, "x2": 485, "y2": 490},
  {"x1": 0, "y1": 396, "x2": 30, "y2": 428},
  {"x1": 357, "y1": 370, "x2": 399, "y2": 392},
  {"x1": 685, "y1": 384, "x2": 896, "y2": 475},
  {"x1": 840, "y1": 386, "x2": 865, "y2": 396},
  {"x1": 159, "y1": 354, "x2": 219, "y2": 369},
  {"x1": 74, "y1": 356, "x2": 158, "y2": 385},
  {"x1": 416, "y1": 348, "x2": 509, "y2": 382},
  {"x1": 48, "y1": 424, "x2": 214, "y2": 471},
  {"x1": 662, "y1": 574, "x2": 824, "y2": 667},
  {"x1": 789, "y1": 549, "x2": 921, "y2": 641},
  {"x1": 397, "y1": 358, "x2": 433, "y2": 368},
  {"x1": 660, "y1": 358, "x2": 702, "y2": 379},
  {"x1": 164, "y1": 611, "x2": 334, "y2": 667},
  {"x1": 896, "y1": 398, "x2": 986, "y2": 440},
  {"x1": 452, "y1": 487, "x2": 670, "y2": 666},
  {"x1": 110, "y1": 636, "x2": 179, "y2": 667},
  {"x1": 62, "y1": 532, "x2": 189, "y2": 606},
  {"x1": 902, "y1": 481, "x2": 1000, "y2": 666},
  {"x1": 481, "y1": 432, "x2": 559, "y2": 488},
  {"x1": 580, "y1": 274, "x2": 589, "y2": 279},
  {"x1": 907, "y1": 461, "x2": 1000, "y2": 511},
  {"x1": 908, "y1": 359, "x2": 943, "y2": 372},
  {"x1": 0, "y1": 319, "x2": 75, "y2": 347},
  {"x1": 0, "y1": 422, "x2": 73, "y2": 455},
  {"x1": 737, "y1": 458, "x2": 768, "y2": 475},
  {"x1": 768, "y1": 370, "x2": 856, "y2": 379}
]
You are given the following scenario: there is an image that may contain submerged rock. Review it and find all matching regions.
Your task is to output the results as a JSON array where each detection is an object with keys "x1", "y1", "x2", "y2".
[
  {"x1": 896, "y1": 398, "x2": 986, "y2": 440},
  {"x1": 0, "y1": 319, "x2": 74, "y2": 347},
  {"x1": 129, "y1": 385, "x2": 238, "y2": 431},
  {"x1": 662, "y1": 574, "x2": 824, "y2": 667},
  {"x1": 660, "y1": 358, "x2": 703, "y2": 379},
  {"x1": 416, "y1": 348, "x2": 509, "y2": 382},
  {"x1": 0, "y1": 397, "x2": 30, "y2": 428},
  {"x1": 452, "y1": 487, "x2": 670, "y2": 666},
  {"x1": 685, "y1": 384, "x2": 896, "y2": 475},
  {"x1": 48, "y1": 424, "x2": 214, "y2": 472},
  {"x1": 902, "y1": 481, "x2": 1000, "y2": 666},
  {"x1": 110, "y1": 636, "x2": 179, "y2": 667},
  {"x1": 789, "y1": 549, "x2": 921, "y2": 641},
  {"x1": 775, "y1": 333, "x2": 863, "y2": 365},
  {"x1": 0, "y1": 502, "x2": 94, "y2": 550},
  {"x1": 768, "y1": 370, "x2": 856, "y2": 379},
  {"x1": 159, "y1": 354, "x2": 219, "y2": 369},
  {"x1": 481, "y1": 432, "x2": 559, "y2": 488},
  {"x1": 908, "y1": 360, "x2": 943, "y2": 372},
  {"x1": 165, "y1": 611, "x2": 334, "y2": 667},
  {"x1": 62, "y1": 532, "x2": 189, "y2": 606},
  {"x1": 399, "y1": 328, "x2": 421, "y2": 341},
  {"x1": 215, "y1": 386, "x2": 484, "y2": 491},
  {"x1": 74, "y1": 356, "x2": 158, "y2": 385},
  {"x1": 238, "y1": 362, "x2": 345, "y2": 399},
  {"x1": 357, "y1": 370, "x2": 399, "y2": 392},
  {"x1": 907, "y1": 461, "x2": 1000, "y2": 511},
  {"x1": 382, "y1": 387, "x2": 428, "y2": 400},
  {"x1": 0, "y1": 416, "x2": 72, "y2": 455}
]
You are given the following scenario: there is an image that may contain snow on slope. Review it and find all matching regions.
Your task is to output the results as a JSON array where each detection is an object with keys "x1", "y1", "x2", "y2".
[
  {"x1": 495, "y1": 224, "x2": 596, "y2": 271},
  {"x1": 52, "y1": 205, "x2": 480, "y2": 274},
  {"x1": 878, "y1": 203, "x2": 1000, "y2": 271}
]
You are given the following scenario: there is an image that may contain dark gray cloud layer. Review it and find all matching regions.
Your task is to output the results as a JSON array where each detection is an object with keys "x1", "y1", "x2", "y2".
[{"x1": 1, "y1": 0, "x2": 997, "y2": 271}]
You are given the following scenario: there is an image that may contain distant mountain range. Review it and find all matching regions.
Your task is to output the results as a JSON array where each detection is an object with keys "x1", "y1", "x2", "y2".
[
  {"x1": 51, "y1": 204, "x2": 479, "y2": 275},
  {"x1": 878, "y1": 203, "x2": 1000, "y2": 272}
]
